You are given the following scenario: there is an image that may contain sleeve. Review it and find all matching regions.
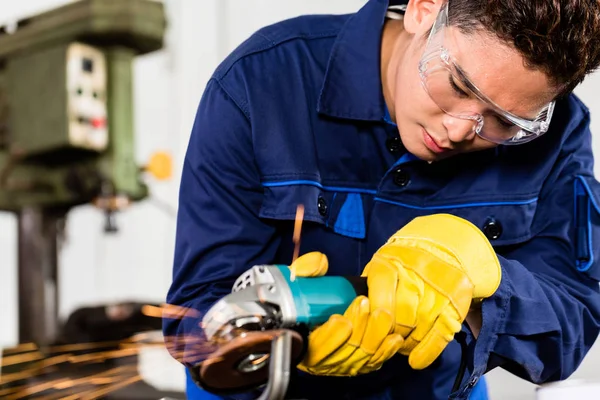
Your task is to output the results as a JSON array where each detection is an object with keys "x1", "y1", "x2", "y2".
[
  {"x1": 454, "y1": 111, "x2": 600, "y2": 399},
  {"x1": 162, "y1": 78, "x2": 281, "y2": 367}
]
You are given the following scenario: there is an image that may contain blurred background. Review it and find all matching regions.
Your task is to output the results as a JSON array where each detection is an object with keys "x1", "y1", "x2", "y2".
[{"x1": 0, "y1": 1, "x2": 599, "y2": 399}]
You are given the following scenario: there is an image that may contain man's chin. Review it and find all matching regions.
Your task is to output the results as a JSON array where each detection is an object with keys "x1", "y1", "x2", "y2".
[
  {"x1": 411, "y1": 147, "x2": 458, "y2": 163},
  {"x1": 402, "y1": 141, "x2": 439, "y2": 162}
]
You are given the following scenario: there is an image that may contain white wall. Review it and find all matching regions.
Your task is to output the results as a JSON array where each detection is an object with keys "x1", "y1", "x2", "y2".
[{"x1": 1, "y1": 1, "x2": 600, "y2": 399}]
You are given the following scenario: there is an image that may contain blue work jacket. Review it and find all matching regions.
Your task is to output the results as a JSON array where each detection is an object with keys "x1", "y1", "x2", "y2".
[{"x1": 164, "y1": 0, "x2": 600, "y2": 399}]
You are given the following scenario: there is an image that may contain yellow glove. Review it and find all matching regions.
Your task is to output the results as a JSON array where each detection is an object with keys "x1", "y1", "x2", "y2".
[
  {"x1": 362, "y1": 214, "x2": 502, "y2": 370},
  {"x1": 290, "y1": 252, "x2": 404, "y2": 376}
]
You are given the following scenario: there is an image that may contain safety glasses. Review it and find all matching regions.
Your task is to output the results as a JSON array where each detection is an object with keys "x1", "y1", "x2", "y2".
[{"x1": 418, "y1": 1, "x2": 555, "y2": 145}]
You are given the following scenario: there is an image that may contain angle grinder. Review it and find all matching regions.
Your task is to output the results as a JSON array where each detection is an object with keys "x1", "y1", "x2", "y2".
[{"x1": 188, "y1": 264, "x2": 368, "y2": 399}]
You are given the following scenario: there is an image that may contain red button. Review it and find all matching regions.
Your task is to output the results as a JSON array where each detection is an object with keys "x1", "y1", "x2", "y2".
[{"x1": 91, "y1": 117, "x2": 106, "y2": 128}]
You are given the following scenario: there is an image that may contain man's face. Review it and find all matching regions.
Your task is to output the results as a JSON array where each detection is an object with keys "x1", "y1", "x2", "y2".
[{"x1": 389, "y1": 21, "x2": 557, "y2": 162}]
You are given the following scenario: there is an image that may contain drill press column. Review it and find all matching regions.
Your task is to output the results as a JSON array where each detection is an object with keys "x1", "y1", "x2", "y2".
[{"x1": 17, "y1": 207, "x2": 64, "y2": 345}]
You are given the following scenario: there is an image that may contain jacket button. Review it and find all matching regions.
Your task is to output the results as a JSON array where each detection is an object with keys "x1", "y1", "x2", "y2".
[
  {"x1": 317, "y1": 196, "x2": 328, "y2": 216},
  {"x1": 483, "y1": 218, "x2": 502, "y2": 240},
  {"x1": 386, "y1": 136, "x2": 402, "y2": 153},
  {"x1": 393, "y1": 168, "x2": 410, "y2": 187}
]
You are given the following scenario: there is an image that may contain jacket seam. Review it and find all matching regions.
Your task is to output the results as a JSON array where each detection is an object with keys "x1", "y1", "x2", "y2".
[
  {"x1": 212, "y1": 78, "x2": 251, "y2": 122},
  {"x1": 216, "y1": 31, "x2": 340, "y2": 82}
]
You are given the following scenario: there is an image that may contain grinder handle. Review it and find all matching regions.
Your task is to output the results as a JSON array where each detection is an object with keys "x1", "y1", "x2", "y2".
[
  {"x1": 284, "y1": 269, "x2": 368, "y2": 329},
  {"x1": 343, "y1": 275, "x2": 369, "y2": 298}
]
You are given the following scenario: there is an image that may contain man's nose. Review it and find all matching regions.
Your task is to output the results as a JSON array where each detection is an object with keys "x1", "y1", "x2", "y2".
[{"x1": 442, "y1": 114, "x2": 478, "y2": 143}]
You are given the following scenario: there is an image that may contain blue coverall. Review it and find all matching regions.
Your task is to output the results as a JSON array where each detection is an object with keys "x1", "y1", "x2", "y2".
[{"x1": 164, "y1": 0, "x2": 600, "y2": 398}]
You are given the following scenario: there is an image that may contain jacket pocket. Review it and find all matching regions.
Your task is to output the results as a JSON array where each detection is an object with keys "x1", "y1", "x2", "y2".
[
  {"x1": 259, "y1": 182, "x2": 327, "y2": 224},
  {"x1": 448, "y1": 199, "x2": 538, "y2": 247},
  {"x1": 574, "y1": 175, "x2": 600, "y2": 281},
  {"x1": 260, "y1": 182, "x2": 368, "y2": 239},
  {"x1": 374, "y1": 195, "x2": 539, "y2": 247}
]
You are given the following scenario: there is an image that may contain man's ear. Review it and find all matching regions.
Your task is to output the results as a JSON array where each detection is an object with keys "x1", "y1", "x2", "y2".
[{"x1": 403, "y1": 0, "x2": 443, "y2": 35}]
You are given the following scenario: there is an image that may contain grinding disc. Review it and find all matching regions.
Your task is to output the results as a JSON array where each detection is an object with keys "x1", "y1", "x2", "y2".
[{"x1": 197, "y1": 329, "x2": 305, "y2": 394}]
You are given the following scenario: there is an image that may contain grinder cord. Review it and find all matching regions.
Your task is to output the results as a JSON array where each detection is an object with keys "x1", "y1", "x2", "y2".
[{"x1": 451, "y1": 331, "x2": 468, "y2": 393}]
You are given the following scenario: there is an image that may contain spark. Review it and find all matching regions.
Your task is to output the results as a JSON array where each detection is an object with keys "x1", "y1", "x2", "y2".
[
  {"x1": 2, "y1": 343, "x2": 38, "y2": 355},
  {"x1": 290, "y1": 203, "x2": 305, "y2": 281},
  {"x1": 0, "y1": 303, "x2": 219, "y2": 399},
  {"x1": 2, "y1": 351, "x2": 45, "y2": 367}
]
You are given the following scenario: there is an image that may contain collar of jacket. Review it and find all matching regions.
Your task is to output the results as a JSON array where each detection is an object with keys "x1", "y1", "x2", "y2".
[{"x1": 316, "y1": 0, "x2": 392, "y2": 122}]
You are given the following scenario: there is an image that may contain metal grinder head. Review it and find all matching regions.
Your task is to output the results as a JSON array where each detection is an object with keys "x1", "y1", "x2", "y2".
[
  {"x1": 196, "y1": 329, "x2": 304, "y2": 394},
  {"x1": 192, "y1": 265, "x2": 307, "y2": 394}
]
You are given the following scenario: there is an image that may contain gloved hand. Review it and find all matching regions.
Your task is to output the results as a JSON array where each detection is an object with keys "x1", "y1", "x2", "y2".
[
  {"x1": 362, "y1": 213, "x2": 502, "y2": 370},
  {"x1": 290, "y1": 252, "x2": 404, "y2": 376}
]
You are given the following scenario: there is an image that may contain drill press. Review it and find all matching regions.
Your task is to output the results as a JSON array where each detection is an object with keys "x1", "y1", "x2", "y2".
[{"x1": 0, "y1": 0, "x2": 168, "y2": 347}]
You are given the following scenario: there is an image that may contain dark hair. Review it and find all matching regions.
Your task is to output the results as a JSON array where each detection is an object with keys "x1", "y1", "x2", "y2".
[{"x1": 447, "y1": 0, "x2": 600, "y2": 97}]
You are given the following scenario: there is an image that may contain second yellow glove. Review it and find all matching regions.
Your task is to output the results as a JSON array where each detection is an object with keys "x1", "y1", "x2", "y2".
[
  {"x1": 290, "y1": 252, "x2": 404, "y2": 376},
  {"x1": 362, "y1": 213, "x2": 502, "y2": 370}
]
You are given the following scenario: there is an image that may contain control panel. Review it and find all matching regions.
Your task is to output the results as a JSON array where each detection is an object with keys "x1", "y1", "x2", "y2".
[
  {"x1": 67, "y1": 43, "x2": 108, "y2": 152},
  {"x1": 6, "y1": 41, "x2": 109, "y2": 158}
]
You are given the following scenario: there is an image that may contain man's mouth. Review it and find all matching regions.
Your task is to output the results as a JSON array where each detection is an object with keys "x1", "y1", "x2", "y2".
[{"x1": 422, "y1": 128, "x2": 452, "y2": 154}]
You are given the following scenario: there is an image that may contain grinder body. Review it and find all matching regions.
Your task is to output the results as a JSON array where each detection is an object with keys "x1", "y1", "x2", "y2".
[
  {"x1": 269, "y1": 264, "x2": 364, "y2": 328},
  {"x1": 202, "y1": 264, "x2": 367, "y2": 342}
]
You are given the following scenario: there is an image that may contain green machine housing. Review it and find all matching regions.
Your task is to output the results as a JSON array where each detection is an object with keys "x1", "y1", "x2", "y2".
[
  {"x1": 0, "y1": 0, "x2": 167, "y2": 211},
  {"x1": 0, "y1": 0, "x2": 168, "y2": 347}
]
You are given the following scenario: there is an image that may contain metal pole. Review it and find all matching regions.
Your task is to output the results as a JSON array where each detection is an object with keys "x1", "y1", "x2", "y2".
[{"x1": 17, "y1": 207, "x2": 64, "y2": 345}]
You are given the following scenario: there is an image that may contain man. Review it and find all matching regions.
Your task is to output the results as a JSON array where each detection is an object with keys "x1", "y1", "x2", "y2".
[{"x1": 164, "y1": 0, "x2": 600, "y2": 399}]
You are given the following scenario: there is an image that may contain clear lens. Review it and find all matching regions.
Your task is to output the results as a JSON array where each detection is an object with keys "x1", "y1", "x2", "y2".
[
  {"x1": 418, "y1": 2, "x2": 554, "y2": 145},
  {"x1": 420, "y1": 60, "x2": 525, "y2": 144}
]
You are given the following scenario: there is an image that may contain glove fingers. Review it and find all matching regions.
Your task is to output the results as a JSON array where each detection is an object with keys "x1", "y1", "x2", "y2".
[
  {"x1": 297, "y1": 364, "x2": 347, "y2": 377},
  {"x1": 343, "y1": 296, "x2": 370, "y2": 349},
  {"x1": 360, "y1": 308, "x2": 394, "y2": 354},
  {"x1": 392, "y1": 269, "x2": 423, "y2": 336},
  {"x1": 356, "y1": 364, "x2": 379, "y2": 375},
  {"x1": 297, "y1": 306, "x2": 403, "y2": 377},
  {"x1": 363, "y1": 259, "x2": 397, "y2": 314},
  {"x1": 319, "y1": 305, "x2": 396, "y2": 376},
  {"x1": 358, "y1": 333, "x2": 404, "y2": 374},
  {"x1": 333, "y1": 307, "x2": 395, "y2": 375},
  {"x1": 397, "y1": 289, "x2": 441, "y2": 355},
  {"x1": 302, "y1": 315, "x2": 352, "y2": 367},
  {"x1": 364, "y1": 260, "x2": 414, "y2": 337},
  {"x1": 366, "y1": 254, "x2": 425, "y2": 338},
  {"x1": 367, "y1": 333, "x2": 404, "y2": 367},
  {"x1": 318, "y1": 297, "x2": 370, "y2": 367},
  {"x1": 330, "y1": 353, "x2": 370, "y2": 376},
  {"x1": 290, "y1": 251, "x2": 329, "y2": 277},
  {"x1": 408, "y1": 308, "x2": 463, "y2": 370},
  {"x1": 344, "y1": 296, "x2": 370, "y2": 344},
  {"x1": 365, "y1": 256, "x2": 398, "y2": 312}
]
